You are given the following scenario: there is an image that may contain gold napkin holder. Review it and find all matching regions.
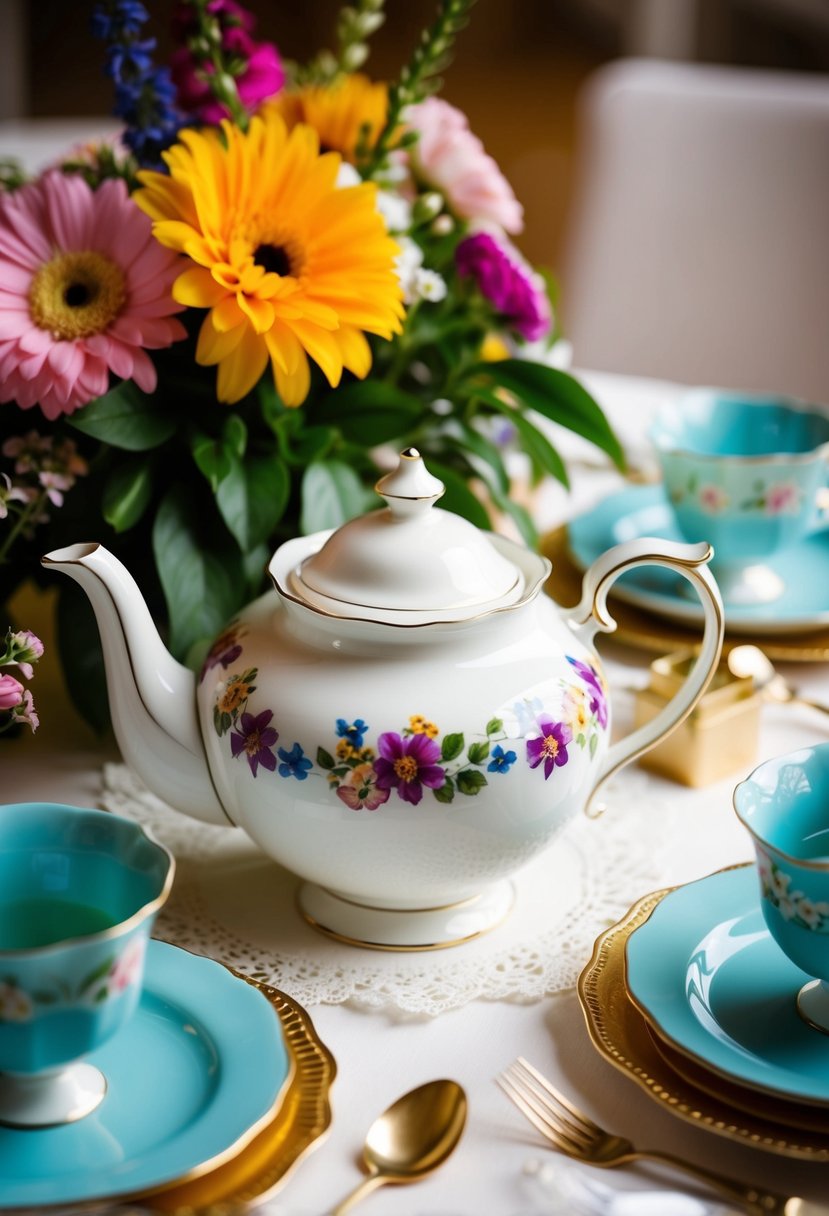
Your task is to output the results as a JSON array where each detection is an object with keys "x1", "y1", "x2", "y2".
[{"x1": 633, "y1": 649, "x2": 762, "y2": 786}]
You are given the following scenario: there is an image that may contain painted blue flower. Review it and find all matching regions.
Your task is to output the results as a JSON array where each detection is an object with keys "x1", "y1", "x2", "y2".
[
  {"x1": 278, "y1": 743, "x2": 313, "y2": 781},
  {"x1": 336, "y1": 718, "x2": 369, "y2": 748},
  {"x1": 487, "y1": 744, "x2": 517, "y2": 774}
]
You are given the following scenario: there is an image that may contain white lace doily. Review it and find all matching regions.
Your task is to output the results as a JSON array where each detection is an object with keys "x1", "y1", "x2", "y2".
[{"x1": 100, "y1": 761, "x2": 667, "y2": 1016}]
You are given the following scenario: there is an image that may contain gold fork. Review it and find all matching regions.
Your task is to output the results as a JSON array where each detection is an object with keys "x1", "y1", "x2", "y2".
[{"x1": 497, "y1": 1058, "x2": 817, "y2": 1216}]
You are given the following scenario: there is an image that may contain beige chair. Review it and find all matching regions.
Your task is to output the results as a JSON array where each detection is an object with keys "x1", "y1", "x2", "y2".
[{"x1": 561, "y1": 58, "x2": 829, "y2": 402}]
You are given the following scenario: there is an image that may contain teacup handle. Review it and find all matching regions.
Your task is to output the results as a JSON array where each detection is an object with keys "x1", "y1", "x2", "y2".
[{"x1": 566, "y1": 537, "x2": 724, "y2": 817}]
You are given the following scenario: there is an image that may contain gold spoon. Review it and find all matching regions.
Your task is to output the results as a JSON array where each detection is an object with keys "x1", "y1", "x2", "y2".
[
  {"x1": 330, "y1": 1078, "x2": 467, "y2": 1215},
  {"x1": 727, "y1": 644, "x2": 829, "y2": 718}
]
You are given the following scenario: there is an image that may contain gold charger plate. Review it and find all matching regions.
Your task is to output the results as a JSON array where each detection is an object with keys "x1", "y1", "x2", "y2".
[
  {"x1": 141, "y1": 970, "x2": 335, "y2": 1213},
  {"x1": 577, "y1": 885, "x2": 829, "y2": 1160},
  {"x1": 647, "y1": 1028, "x2": 829, "y2": 1136},
  {"x1": 542, "y1": 525, "x2": 829, "y2": 663}
]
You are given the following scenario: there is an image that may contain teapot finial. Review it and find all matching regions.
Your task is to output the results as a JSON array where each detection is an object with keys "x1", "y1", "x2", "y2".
[{"x1": 375, "y1": 449, "x2": 445, "y2": 519}]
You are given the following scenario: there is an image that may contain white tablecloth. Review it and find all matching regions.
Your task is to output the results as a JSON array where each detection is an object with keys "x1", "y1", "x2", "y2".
[{"x1": 5, "y1": 355, "x2": 829, "y2": 1212}]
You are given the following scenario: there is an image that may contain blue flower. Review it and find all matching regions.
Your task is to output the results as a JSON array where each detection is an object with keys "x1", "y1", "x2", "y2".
[
  {"x1": 336, "y1": 718, "x2": 369, "y2": 748},
  {"x1": 278, "y1": 743, "x2": 313, "y2": 781},
  {"x1": 90, "y1": 1, "x2": 149, "y2": 40},
  {"x1": 487, "y1": 744, "x2": 517, "y2": 774},
  {"x1": 92, "y1": 2, "x2": 183, "y2": 168}
]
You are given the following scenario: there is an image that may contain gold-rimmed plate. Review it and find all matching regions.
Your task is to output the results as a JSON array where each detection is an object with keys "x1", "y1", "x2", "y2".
[
  {"x1": 577, "y1": 884, "x2": 829, "y2": 1159},
  {"x1": 143, "y1": 971, "x2": 335, "y2": 1211},
  {"x1": 542, "y1": 525, "x2": 829, "y2": 662}
]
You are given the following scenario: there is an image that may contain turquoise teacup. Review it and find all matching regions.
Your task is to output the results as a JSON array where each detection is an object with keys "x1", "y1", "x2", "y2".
[
  {"x1": 650, "y1": 390, "x2": 829, "y2": 605},
  {"x1": 734, "y1": 744, "x2": 829, "y2": 1034},
  {"x1": 0, "y1": 802, "x2": 174, "y2": 1126}
]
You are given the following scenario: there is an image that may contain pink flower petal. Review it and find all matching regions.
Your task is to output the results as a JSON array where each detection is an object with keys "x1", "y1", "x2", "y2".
[
  {"x1": 43, "y1": 171, "x2": 91, "y2": 249},
  {"x1": 129, "y1": 347, "x2": 157, "y2": 392},
  {"x1": 0, "y1": 311, "x2": 31, "y2": 339}
]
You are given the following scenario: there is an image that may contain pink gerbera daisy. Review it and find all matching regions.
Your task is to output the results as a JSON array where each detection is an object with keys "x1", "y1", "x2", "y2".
[{"x1": 0, "y1": 171, "x2": 186, "y2": 420}]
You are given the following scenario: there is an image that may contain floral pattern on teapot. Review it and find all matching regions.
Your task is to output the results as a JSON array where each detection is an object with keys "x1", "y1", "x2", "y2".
[{"x1": 208, "y1": 645, "x2": 609, "y2": 809}]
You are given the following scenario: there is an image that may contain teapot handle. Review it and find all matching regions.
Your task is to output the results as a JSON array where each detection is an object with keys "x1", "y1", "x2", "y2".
[{"x1": 565, "y1": 537, "x2": 724, "y2": 817}]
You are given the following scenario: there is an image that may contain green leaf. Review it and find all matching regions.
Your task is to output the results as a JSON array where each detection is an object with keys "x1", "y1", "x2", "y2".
[
  {"x1": 102, "y1": 458, "x2": 154, "y2": 533},
  {"x1": 70, "y1": 382, "x2": 177, "y2": 451},
  {"x1": 589, "y1": 732, "x2": 599, "y2": 757},
  {"x1": 441, "y1": 732, "x2": 464, "y2": 761},
  {"x1": 448, "y1": 424, "x2": 510, "y2": 495},
  {"x1": 312, "y1": 381, "x2": 423, "y2": 444},
  {"x1": 463, "y1": 360, "x2": 625, "y2": 470},
  {"x1": 153, "y1": 486, "x2": 245, "y2": 659},
  {"x1": 317, "y1": 746, "x2": 336, "y2": 770},
  {"x1": 456, "y1": 769, "x2": 488, "y2": 796},
  {"x1": 300, "y1": 460, "x2": 373, "y2": 533},
  {"x1": 223, "y1": 413, "x2": 247, "y2": 458},
  {"x1": 489, "y1": 486, "x2": 540, "y2": 549},
  {"x1": 422, "y1": 460, "x2": 492, "y2": 530},
  {"x1": 461, "y1": 384, "x2": 569, "y2": 488},
  {"x1": 192, "y1": 432, "x2": 233, "y2": 492},
  {"x1": 433, "y1": 777, "x2": 455, "y2": 804},
  {"x1": 467, "y1": 740, "x2": 490, "y2": 765},
  {"x1": 486, "y1": 717, "x2": 504, "y2": 736},
  {"x1": 216, "y1": 454, "x2": 290, "y2": 553},
  {"x1": 272, "y1": 413, "x2": 338, "y2": 466}
]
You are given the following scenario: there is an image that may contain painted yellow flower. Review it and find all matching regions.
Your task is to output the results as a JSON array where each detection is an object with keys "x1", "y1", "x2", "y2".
[
  {"x1": 409, "y1": 714, "x2": 439, "y2": 738},
  {"x1": 133, "y1": 111, "x2": 404, "y2": 405},
  {"x1": 266, "y1": 73, "x2": 388, "y2": 163}
]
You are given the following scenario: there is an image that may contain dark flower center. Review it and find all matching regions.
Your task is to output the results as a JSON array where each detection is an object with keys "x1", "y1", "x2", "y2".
[
  {"x1": 64, "y1": 282, "x2": 94, "y2": 307},
  {"x1": 254, "y1": 243, "x2": 292, "y2": 277}
]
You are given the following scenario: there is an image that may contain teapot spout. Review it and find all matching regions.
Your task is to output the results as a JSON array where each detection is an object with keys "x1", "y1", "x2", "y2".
[{"x1": 42, "y1": 543, "x2": 228, "y2": 826}]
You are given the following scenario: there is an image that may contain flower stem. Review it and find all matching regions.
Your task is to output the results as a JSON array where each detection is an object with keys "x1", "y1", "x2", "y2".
[
  {"x1": 360, "y1": 0, "x2": 477, "y2": 178},
  {"x1": 0, "y1": 492, "x2": 47, "y2": 566},
  {"x1": 187, "y1": 0, "x2": 250, "y2": 129}
]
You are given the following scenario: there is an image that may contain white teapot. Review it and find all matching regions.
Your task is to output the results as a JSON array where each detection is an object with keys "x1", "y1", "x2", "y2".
[{"x1": 45, "y1": 449, "x2": 722, "y2": 949}]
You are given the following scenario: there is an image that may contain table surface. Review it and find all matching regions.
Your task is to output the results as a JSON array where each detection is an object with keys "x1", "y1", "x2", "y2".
[{"x1": 3, "y1": 120, "x2": 829, "y2": 1215}]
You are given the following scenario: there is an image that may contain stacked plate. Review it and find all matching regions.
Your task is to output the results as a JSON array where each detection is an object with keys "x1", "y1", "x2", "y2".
[
  {"x1": 541, "y1": 485, "x2": 829, "y2": 661},
  {"x1": 2, "y1": 940, "x2": 335, "y2": 1211},
  {"x1": 578, "y1": 864, "x2": 829, "y2": 1159}
]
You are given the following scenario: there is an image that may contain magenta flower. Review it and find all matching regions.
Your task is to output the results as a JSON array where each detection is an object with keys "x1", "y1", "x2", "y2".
[
  {"x1": 526, "y1": 717, "x2": 572, "y2": 780},
  {"x1": 407, "y1": 97, "x2": 523, "y2": 234},
  {"x1": 374, "y1": 731, "x2": 446, "y2": 806},
  {"x1": 171, "y1": 0, "x2": 284, "y2": 124},
  {"x1": 455, "y1": 231, "x2": 551, "y2": 342},
  {"x1": 567, "y1": 656, "x2": 608, "y2": 730},
  {"x1": 230, "y1": 708, "x2": 279, "y2": 777},
  {"x1": 0, "y1": 673, "x2": 24, "y2": 710}
]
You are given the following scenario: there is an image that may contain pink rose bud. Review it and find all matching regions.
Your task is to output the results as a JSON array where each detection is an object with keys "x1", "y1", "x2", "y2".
[{"x1": 0, "y1": 674, "x2": 25, "y2": 711}]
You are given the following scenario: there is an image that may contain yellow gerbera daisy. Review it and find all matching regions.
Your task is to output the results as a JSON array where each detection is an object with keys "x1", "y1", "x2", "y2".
[
  {"x1": 133, "y1": 111, "x2": 404, "y2": 405},
  {"x1": 265, "y1": 73, "x2": 388, "y2": 164}
]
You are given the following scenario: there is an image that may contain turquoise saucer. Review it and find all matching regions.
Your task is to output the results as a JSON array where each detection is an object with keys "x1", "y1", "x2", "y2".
[
  {"x1": 568, "y1": 484, "x2": 829, "y2": 635},
  {"x1": 626, "y1": 865, "x2": 829, "y2": 1105},
  {"x1": 0, "y1": 939, "x2": 290, "y2": 1207}
]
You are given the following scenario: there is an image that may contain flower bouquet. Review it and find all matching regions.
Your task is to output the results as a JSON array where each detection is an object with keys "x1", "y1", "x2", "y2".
[{"x1": 0, "y1": 0, "x2": 622, "y2": 729}]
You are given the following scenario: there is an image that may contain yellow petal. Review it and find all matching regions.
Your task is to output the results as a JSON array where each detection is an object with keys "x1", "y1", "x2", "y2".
[
  {"x1": 289, "y1": 320, "x2": 344, "y2": 387},
  {"x1": 211, "y1": 296, "x2": 246, "y2": 333},
  {"x1": 216, "y1": 325, "x2": 269, "y2": 404},
  {"x1": 196, "y1": 315, "x2": 245, "y2": 367},
  {"x1": 273, "y1": 349, "x2": 311, "y2": 407},
  {"x1": 173, "y1": 267, "x2": 227, "y2": 308},
  {"x1": 238, "y1": 293, "x2": 275, "y2": 334},
  {"x1": 334, "y1": 326, "x2": 372, "y2": 379}
]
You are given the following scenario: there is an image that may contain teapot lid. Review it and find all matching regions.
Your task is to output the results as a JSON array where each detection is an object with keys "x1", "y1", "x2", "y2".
[{"x1": 271, "y1": 448, "x2": 548, "y2": 625}]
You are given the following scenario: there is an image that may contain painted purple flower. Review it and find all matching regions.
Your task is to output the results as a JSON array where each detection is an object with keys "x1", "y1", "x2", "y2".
[
  {"x1": 230, "y1": 709, "x2": 278, "y2": 777},
  {"x1": 336, "y1": 717, "x2": 369, "y2": 748},
  {"x1": 526, "y1": 717, "x2": 572, "y2": 780},
  {"x1": 567, "y1": 656, "x2": 608, "y2": 729},
  {"x1": 200, "y1": 625, "x2": 244, "y2": 683},
  {"x1": 374, "y1": 731, "x2": 446, "y2": 806},
  {"x1": 278, "y1": 742, "x2": 312, "y2": 781},
  {"x1": 455, "y1": 231, "x2": 551, "y2": 341}
]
